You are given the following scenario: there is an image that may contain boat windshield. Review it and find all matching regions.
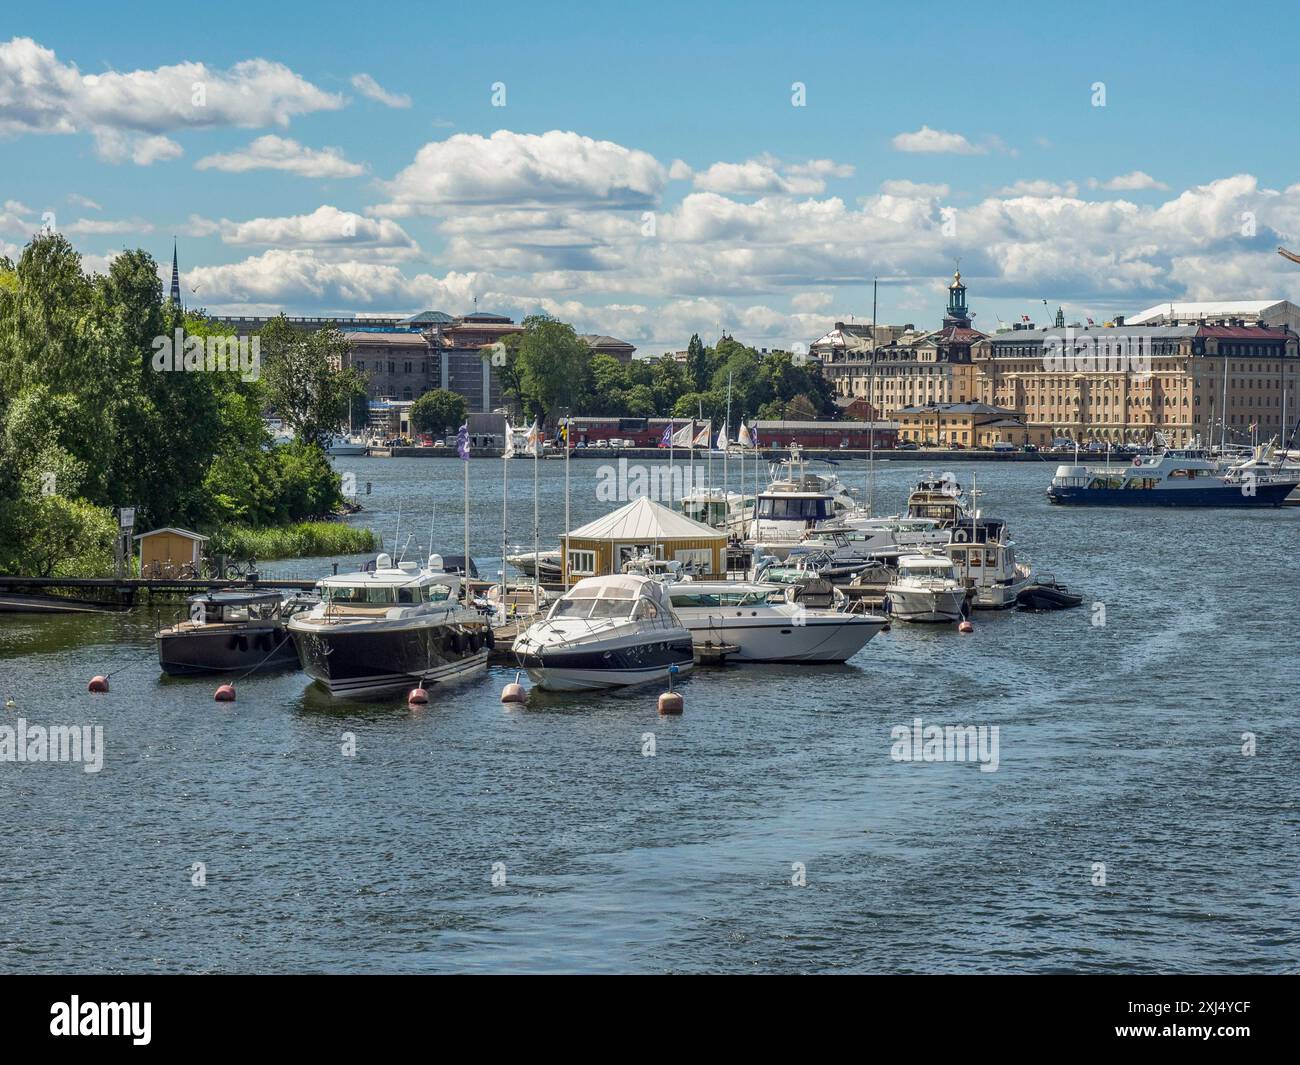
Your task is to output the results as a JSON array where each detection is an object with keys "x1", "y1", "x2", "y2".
[
  {"x1": 550, "y1": 597, "x2": 636, "y2": 619},
  {"x1": 757, "y1": 497, "x2": 830, "y2": 520},
  {"x1": 670, "y1": 590, "x2": 775, "y2": 608},
  {"x1": 323, "y1": 583, "x2": 449, "y2": 605}
]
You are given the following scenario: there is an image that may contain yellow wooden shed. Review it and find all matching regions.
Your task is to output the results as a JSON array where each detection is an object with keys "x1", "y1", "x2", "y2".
[
  {"x1": 134, "y1": 527, "x2": 207, "y2": 577},
  {"x1": 562, "y1": 496, "x2": 728, "y2": 584}
]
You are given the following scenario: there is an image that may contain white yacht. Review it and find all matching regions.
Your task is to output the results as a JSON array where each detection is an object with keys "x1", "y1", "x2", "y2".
[
  {"x1": 665, "y1": 581, "x2": 886, "y2": 663},
  {"x1": 885, "y1": 553, "x2": 969, "y2": 623},
  {"x1": 1222, "y1": 440, "x2": 1300, "y2": 505},
  {"x1": 506, "y1": 548, "x2": 563, "y2": 582},
  {"x1": 944, "y1": 519, "x2": 1034, "y2": 609},
  {"x1": 325, "y1": 433, "x2": 368, "y2": 456},
  {"x1": 679, "y1": 488, "x2": 750, "y2": 532},
  {"x1": 288, "y1": 553, "x2": 490, "y2": 697},
  {"x1": 512, "y1": 574, "x2": 695, "y2": 691},
  {"x1": 794, "y1": 517, "x2": 951, "y2": 579}
]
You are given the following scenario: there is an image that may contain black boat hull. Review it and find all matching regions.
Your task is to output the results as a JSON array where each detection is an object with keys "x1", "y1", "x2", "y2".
[
  {"x1": 291, "y1": 617, "x2": 491, "y2": 698},
  {"x1": 158, "y1": 626, "x2": 300, "y2": 676}
]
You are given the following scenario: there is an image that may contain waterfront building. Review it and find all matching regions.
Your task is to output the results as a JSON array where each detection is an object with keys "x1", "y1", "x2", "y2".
[
  {"x1": 893, "y1": 402, "x2": 1027, "y2": 448},
  {"x1": 579, "y1": 334, "x2": 638, "y2": 363},
  {"x1": 562, "y1": 496, "x2": 727, "y2": 583},
  {"x1": 1128, "y1": 299, "x2": 1300, "y2": 334},
  {"x1": 971, "y1": 321, "x2": 1300, "y2": 446},
  {"x1": 818, "y1": 272, "x2": 986, "y2": 416}
]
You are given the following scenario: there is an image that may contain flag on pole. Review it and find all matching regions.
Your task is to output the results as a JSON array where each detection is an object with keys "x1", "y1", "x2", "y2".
[
  {"x1": 671, "y1": 421, "x2": 694, "y2": 447},
  {"x1": 692, "y1": 422, "x2": 710, "y2": 448},
  {"x1": 715, "y1": 425, "x2": 728, "y2": 451},
  {"x1": 750, "y1": 423, "x2": 760, "y2": 448},
  {"x1": 738, "y1": 421, "x2": 753, "y2": 448},
  {"x1": 503, "y1": 421, "x2": 516, "y2": 458},
  {"x1": 526, "y1": 419, "x2": 542, "y2": 456},
  {"x1": 456, "y1": 422, "x2": 470, "y2": 460},
  {"x1": 660, "y1": 424, "x2": 673, "y2": 448},
  {"x1": 559, "y1": 418, "x2": 569, "y2": 443}
]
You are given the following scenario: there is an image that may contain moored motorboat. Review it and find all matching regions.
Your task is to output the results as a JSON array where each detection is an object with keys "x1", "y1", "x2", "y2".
[
  {"x1": 512, "y1": 574, "x2": 694, "y2": 691},
  {"x1": 665, "y1": 581, "x2": 886, "y2": 663},
  {"x1": 156, "y1": 589, "x2": 312, "y2": 675},
  {"x1": 885, "y1": 553, "x2": 969, "y2": 623},
  {"x1": 1048, "y1": 448, "x2": 1298, "y2": 507},
  {"x1": 288, "y1": 553, "x2": 490, "y2": 698},
  {"x1": 1016, "y1": 576, "x2": 1084, "y2": 611}
]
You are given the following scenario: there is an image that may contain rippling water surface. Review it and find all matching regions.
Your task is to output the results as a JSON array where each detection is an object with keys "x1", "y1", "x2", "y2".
[{"x1": 2, "y1": 456, "x2": 1297, "y2": 973}]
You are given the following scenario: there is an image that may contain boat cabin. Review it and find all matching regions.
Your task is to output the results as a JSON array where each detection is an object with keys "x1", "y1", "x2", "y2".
[{"x1": 185, "y1": 589, "x2": 301, "y2": 625}]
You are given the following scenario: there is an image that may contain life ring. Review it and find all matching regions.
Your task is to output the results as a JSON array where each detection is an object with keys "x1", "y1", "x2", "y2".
[
  {"x1": 953, "y1": 528, "x2": 970, "y2": 543},
  {"x1": 1133, "y1": 456, "x2": 1141, "y2": 467}
]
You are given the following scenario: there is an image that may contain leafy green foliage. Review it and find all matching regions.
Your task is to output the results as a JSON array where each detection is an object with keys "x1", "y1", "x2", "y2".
[
  {"x1": 0, "y1": 233, "x2": 349, "y2": 575},
  {"x1": 410, "y1": 389, "x2": 468, "y2": 435}
]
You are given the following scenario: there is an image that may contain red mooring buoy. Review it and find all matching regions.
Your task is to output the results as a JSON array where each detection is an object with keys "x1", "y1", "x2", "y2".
[
  {"x1": 408, "y1": 686, "x2": 429, "y2": 705},
  {"x1": 958, "y1": 620, "x2": 974, "y2": 634},
  {"x1": 87, "y1": 675, "x2": 109, "y2": 693},
  {"x1": 500, "y1": 681, "x2": 526, "y2": 703},
  {"x1": 214, "y1": 683, "x2": 236, "y2": 702},
  {"x1": 658, "y1": 691, "x2": 684, "y2": 715}
]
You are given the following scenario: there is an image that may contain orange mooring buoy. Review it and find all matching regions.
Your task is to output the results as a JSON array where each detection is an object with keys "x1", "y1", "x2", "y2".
[
  {"x1": 500, "y1": 673, "x2": 527, "y2": 703},
  {"x1": 214, "y1": 683, "x2": 236, "y2": 702},
  {"x1": 408, "y1": 686, "x2": 429, "y2": 705},
  {"x1": 87, "y1": 675, "x2": 109, "y2": 693},
  {"x1": 958, "y1": 619, "x2": 974, "y2": 634},
  {"x1": 658, "y1": 691, "x2": 684, "y2": 715}
]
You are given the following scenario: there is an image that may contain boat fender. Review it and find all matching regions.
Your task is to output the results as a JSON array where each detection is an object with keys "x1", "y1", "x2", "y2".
[{"x1": 485, "y1": 626, "x2": 496, "y2": 650}]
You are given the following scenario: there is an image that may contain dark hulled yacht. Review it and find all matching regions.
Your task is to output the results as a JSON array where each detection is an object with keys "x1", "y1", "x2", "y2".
[{"x1": 288, "y1": 553, "x2": 491, "y2": 698}]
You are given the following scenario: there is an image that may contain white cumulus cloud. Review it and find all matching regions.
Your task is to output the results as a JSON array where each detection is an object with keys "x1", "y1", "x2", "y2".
[{"x1": 195, "y1": 135, "x2": 365, "y2": 178}]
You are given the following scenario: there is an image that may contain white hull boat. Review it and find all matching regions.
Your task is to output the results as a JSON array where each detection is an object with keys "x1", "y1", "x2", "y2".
[
  {"x1": 513, "y1": 574, "x2": 694, "y2": 691},
  {"x1": 666, "y1": 582, "x2": 886, "y2": 663},
  {"x1": 885, "y1": 554, "x2": 969, "y2": 623}
]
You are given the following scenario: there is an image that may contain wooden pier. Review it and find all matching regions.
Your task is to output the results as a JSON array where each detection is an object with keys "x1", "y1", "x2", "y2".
[{"x1": 0, "y1": 575, "x2": 318, "y2": 612}]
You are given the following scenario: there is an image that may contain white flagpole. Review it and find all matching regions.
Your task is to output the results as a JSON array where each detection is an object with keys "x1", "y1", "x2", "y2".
[
  {"x1": 532, "y1": 422, "x2": 539, "y2": 598},
  {"x1": 501, "y1": 424, "x2": 510, "y2": 605},
  {"x1": 463, "y1": 458, "x2": 470, "y2": 590},
  {"x1": 564, "y1": 418, "x2": 570, "y2": 588},
  {"x1": 669, "y1": 418, "x2": 675, "y2": 507}
]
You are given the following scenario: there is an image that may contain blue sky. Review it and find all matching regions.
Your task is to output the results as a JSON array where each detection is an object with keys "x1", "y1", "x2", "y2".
[{"x1": 3, "y1": 0, "x2": 1299, "y2": 350}]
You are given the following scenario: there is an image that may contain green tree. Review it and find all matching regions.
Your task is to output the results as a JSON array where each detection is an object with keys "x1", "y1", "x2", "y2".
[
  {"x1": 515, "y1": 314, "x2": 592, "y2": 424},
  {"x1": 686, "y1": 333, "x2": 711, "y2": 392},
  {"x1": 410, "y1": 389, "x2": 468, "y2": 435},
  {"x1": 259, "y1": 318, "x2": 363, "y2": 447}
]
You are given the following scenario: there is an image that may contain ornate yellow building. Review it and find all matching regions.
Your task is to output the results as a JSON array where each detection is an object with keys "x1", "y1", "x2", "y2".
[{"x1": 971, "y1": 320, "x2": 1300, "y2": 447}]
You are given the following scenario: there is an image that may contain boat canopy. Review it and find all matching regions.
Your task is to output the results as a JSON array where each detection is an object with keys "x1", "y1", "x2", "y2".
[{"x1": 185, "y1": 590, "x2": 283, "y2": 607}]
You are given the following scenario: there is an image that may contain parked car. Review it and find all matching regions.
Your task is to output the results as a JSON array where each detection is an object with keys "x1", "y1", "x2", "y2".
[
  {"x1": 576, "y1": 440, "x2": 588, "y2": 448},
  {"x1": 1022, "y1": 444, "x2": 1038, "y2": 453},
  {"x1": 595, "y1": 439, "x2": 610, "y2": 449},
  {"x1": 949, "y1": 442, "x2": 966, "y2": 450},
  {"x1": 897, "y1": 441, "x2": 920, "y2": 451},
  {"x1": 991, "y1": 441, "x2": 1017, "y2": 454}
]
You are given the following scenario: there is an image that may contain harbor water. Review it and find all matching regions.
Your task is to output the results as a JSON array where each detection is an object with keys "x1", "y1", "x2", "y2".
[{"x1": 1, "y1": 456, "x2": 1296, "y2": 973}]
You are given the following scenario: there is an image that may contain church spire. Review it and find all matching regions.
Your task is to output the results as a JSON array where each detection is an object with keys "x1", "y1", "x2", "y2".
[
  {"x1": 169, "y1": 238, "x2": 182, "y2": 308},
  {"x1": 943, "y1": 262, "x2": 970, "y2": 327}
]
